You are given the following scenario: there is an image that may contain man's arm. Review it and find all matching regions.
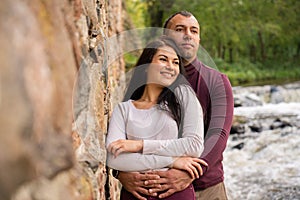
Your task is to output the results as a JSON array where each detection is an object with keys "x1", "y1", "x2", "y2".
[{"x1": 198, "y1": 74, "x2": 234, "y2": 174}]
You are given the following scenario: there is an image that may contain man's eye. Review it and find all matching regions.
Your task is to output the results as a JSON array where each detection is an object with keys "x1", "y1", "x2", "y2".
[{"x1": 176, "y1": 28, "x2": 183, "y2": 32}]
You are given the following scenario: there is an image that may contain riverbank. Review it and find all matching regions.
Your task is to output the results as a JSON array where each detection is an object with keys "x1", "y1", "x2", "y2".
[{"x1": 216, "y1": 58, "x2": 300, "y2": 87}]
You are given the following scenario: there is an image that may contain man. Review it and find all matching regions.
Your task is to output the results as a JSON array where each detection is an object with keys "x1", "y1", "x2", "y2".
[{"x1": 115, "y1": 11, "x2": 234, "y2": 200}]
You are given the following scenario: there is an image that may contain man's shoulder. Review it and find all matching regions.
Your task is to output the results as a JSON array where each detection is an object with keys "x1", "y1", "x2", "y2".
[
  {"x1": 197, "y1": 60, "x2": 223, "y2": 75},
  {"x1": 193, "y1": 59, "x2": 232, "y2": 90},
  {"x1": 196, "y1": 60, "x2": 227, "y2": 79}
]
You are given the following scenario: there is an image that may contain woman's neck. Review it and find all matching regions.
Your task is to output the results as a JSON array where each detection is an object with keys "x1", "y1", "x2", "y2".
[{"x1": 139, "y1": 84, "x2": 163, "y2": 103}]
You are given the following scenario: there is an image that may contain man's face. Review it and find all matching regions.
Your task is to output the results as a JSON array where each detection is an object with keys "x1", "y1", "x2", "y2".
[{"x1": 166, "y1": 14, "x2": 200, "y2": 64}]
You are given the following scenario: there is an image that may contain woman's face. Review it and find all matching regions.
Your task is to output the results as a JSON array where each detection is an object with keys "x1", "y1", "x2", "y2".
[{"x1": 146, "y1": 45, "x2": 180, "y2": 87}]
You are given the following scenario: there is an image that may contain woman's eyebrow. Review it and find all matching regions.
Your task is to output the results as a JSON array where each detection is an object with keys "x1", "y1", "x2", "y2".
[
  {"x1": 158, "y1": 54, "x2": 168, "y2": 58},
  {"x1": 158, "y1": 54, "x2": 179, "y2": 60}
]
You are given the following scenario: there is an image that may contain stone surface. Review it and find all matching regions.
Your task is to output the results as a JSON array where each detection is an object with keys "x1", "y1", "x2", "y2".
[{"x1": 0, "y1": 0, "x2": 123, "y2": 199}]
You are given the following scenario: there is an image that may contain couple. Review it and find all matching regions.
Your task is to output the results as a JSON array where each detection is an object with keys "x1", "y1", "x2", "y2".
[{"x1": 106, "y1": 11, "x2": 234, "y2": 200}]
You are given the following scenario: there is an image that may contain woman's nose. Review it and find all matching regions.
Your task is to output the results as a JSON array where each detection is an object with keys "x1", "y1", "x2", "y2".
[{"x1": 166, "y1": 62, "x2": 175, "y2": 70}]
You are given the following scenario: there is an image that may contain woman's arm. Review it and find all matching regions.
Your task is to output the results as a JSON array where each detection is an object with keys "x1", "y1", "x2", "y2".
[
  {"x1": 142, "y1": 85, "x2": 204, "y2": 157},
  {"x1": 106, "y1": 103, "x2": 173, "y2": 171},
  {"x1": 107, "y1": 151, "x2": 173, "y2": 172}
]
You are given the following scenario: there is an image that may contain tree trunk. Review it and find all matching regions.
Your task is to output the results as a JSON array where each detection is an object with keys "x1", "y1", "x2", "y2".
[
  {"x1": 258, "y1": 31, "x2": 266, "y2": 62},
  {"x1": 250, "y1": 44, "x2": 257, "y2": 62},
  {"x1": 222, "y1": 45, "x2": 226, "y2": 60},
  {"x1": 229, "y1": 47, "x2": 234, "y2": 63}
]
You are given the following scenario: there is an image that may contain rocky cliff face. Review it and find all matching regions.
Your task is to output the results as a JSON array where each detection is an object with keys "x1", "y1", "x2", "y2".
[{"x1": 0, "y1": 0, "x2": 123, "y2": 199}]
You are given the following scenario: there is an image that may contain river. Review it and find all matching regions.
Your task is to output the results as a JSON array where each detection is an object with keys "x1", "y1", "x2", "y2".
[{"x1": 224, "y1": 81, "x2": 300, "y2": 200}]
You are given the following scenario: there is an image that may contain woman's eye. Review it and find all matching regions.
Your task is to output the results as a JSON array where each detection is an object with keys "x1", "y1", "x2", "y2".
[
  {"x1": 159, "y1": 58, "x2": 167, "y2": 62},
  {"x1": 174, "y1": 61, "x2": 179, "y2": 65}
]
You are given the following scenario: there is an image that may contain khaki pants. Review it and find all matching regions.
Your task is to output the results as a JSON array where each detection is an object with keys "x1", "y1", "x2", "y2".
[{"x1": 195, "y1": 182, "x2": 228, "y2": 200}]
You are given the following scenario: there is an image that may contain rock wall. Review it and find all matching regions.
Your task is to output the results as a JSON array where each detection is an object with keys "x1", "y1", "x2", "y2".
[{"x1": 0, "y1": 0, "x2": 123, "y2": 199}]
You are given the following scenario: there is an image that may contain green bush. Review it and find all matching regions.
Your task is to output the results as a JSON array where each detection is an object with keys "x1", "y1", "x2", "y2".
[{"x1": 218, "y1": 59, "x2": 300, "y2": 86}]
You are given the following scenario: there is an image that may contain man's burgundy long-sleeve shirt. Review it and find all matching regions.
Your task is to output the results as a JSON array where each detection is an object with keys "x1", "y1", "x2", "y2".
[{"x1": 184, "y1": 59, "x2": 234, "y2": 190}]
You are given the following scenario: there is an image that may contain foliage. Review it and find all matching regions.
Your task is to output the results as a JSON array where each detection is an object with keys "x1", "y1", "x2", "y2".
[
  {"x1": 217, "y1": 58, "x2": 300, "y2": 86},
  {"x1": 124, "y1": 0, "x2": 300, "y2": 86},
  {"x1": 123, "y1": 0, "x2": 147, "y2": 29}
]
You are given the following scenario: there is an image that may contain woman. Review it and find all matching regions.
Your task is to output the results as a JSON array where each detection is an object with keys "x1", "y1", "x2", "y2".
[{"x1": 106, "y1": 36, "x2": 206, "y2": 199}]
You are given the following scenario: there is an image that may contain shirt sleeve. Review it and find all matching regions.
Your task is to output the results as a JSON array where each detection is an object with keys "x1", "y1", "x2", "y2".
[
  {"x1": 105, "y1": 104, "x2": 127, "y2": 149},
  {"x1": 143, "y1": 84, "x2": 204, "y2": 158},
  {"x1": 106, "y1": 152, "x2": 173, "y2": 171},
  {"x1": 106, "y1": 103, "x2": 173, "y2": 171},
  {"x1": 200, "y1": 74, "x2": 234, "y2": 174}
]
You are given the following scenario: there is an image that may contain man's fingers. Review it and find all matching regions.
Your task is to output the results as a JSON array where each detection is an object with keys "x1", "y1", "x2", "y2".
[
  {"x1": 131, "y1": 191, "x2": 147, "y2": 200},
  {"x1": 136, "y1": 187, "x2": 152, "y2": 196},
  {"x1": 144, "y1": 177, "x2": 168, "y2": 186},
  {"x1": 144, "y1": 173, "x2": 160, "y2": 180},
  {"x1": 142, "y1": 173, "x2": 161, "y2": 186},
  {"x1": 134, "y1": 187, "x2": 158, "y2": 197},
  {"x1": 148, "y1": 183, "x2": 170, "y2": 194},
  {"x1": 158, "y1": 188, "x2": 176, "y2": 199}
]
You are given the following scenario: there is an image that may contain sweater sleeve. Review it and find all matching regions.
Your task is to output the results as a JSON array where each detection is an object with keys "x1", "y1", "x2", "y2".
[
  {"x1": 200, "y1": 74, "x2": 234, "y2": 174},
  {"x1": 106, "y1": 152, "x2": 173, "y2": 171},
  {"x1": 106, "y1": 103, "x2": 173, "y2": 171},
  {"x1": 143, "y1": 85, "x2": 204, "y2": 158}
]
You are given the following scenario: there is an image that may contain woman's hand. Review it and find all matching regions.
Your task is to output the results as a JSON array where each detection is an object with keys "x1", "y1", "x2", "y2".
[
  {"x1": 107, "y1": 139, "x2": 143, "y2": 157},
  {"x1": 172, "y1": 157, "x2": 208, "y2": 179}
]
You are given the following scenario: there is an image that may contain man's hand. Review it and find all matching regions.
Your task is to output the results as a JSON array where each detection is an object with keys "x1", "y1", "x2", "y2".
[
  {"x1": 107, "y1": 139, "x2": 143, "y2": 157},
  {"x1": 118, "y1": 171, "x2": 160, "y2": 200},
  {"x1": 145, "y1": 168, "x2": 194, "y2": 199}
]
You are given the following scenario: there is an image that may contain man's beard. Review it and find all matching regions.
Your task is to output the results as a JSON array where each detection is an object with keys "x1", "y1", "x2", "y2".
[{"x1": 181, "y1": 50, "x2": 193, "y2": 60}]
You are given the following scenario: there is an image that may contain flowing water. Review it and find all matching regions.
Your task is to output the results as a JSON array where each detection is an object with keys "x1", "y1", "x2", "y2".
[{"x1": 224, "y1": 82, "x2": 300, "y2": 200}]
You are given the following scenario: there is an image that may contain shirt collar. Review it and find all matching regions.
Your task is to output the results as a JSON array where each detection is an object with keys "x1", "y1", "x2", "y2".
[{"x1": 184, "y1": 58, "x2": 200, "y2": 76}]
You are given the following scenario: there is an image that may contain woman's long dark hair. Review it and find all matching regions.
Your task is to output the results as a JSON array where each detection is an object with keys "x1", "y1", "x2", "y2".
[{"x1": 123, "y1": 36, "x2": 187, "y2": 127}]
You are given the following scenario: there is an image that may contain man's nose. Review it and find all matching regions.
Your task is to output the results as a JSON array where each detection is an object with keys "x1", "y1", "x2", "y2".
[{"x1": 184, "y1": 29, "x2": 192, "y2": 40}]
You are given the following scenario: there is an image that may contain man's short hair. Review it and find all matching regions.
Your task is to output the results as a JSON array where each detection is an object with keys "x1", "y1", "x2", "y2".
[{"x1": 163, "y1": 11, "x2": 193, "y2": 31}]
